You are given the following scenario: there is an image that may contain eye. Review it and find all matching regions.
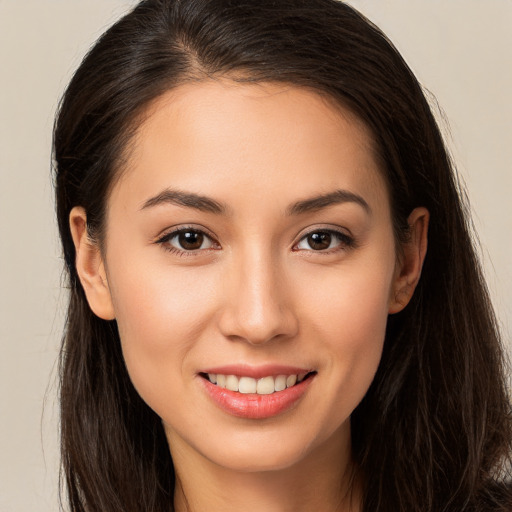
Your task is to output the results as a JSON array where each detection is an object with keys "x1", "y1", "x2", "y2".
[
  {"x1": 295, "y1": 229, "x2": 354, "y2": 252},
  {"x1": 157, "y1": 228, "x2": 218, "y2": 253}
]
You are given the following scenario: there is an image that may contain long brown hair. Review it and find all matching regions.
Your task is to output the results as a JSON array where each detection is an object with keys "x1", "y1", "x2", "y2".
[{"x1": 53, "y1": 1, "x2": 512, "y2": 510}]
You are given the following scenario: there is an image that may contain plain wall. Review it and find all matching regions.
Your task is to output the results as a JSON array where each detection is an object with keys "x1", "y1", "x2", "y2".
[{"x1": 0, "y1": 1, "x2": 510, "y2": 511}]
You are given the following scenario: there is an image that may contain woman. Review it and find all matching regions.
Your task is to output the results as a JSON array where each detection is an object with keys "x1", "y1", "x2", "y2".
[{"x1": 53, "y1": 0, "x2": 512, "y2": 510}]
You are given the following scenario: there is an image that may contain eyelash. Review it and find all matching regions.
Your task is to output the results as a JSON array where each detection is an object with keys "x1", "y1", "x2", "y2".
[
  {"x1": 156, "y1": 226, "x2": 219, "y2": 257},
  {"x1": 155, "y1": 226, "x2": 355, "y2": 257},
  {"x1": 294, "y1": 228, "x2": 356, "y2": 253}
]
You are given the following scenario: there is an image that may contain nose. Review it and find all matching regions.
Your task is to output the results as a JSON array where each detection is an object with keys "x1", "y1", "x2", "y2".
[{"x1": 217, "y1": 249, "x2": 299, "y2": 345}]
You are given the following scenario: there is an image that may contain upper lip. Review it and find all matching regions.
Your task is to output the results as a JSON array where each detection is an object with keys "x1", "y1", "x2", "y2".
[{"x1": 200, "y1": 364, "x2": 313, "y2": 379}]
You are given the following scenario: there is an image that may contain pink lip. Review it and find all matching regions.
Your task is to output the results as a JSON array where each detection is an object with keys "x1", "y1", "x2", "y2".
[
  {"x1": 199, "y1": 368, "x2": 315, "y2": 420},
  {"x1": 201, "y1": 364, "x2": 311, "y2": 379}
]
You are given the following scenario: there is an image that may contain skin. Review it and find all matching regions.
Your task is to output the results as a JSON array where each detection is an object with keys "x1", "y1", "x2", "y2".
[{"x1": 70, "y1": 81, "x2": 428, "y2": 512}]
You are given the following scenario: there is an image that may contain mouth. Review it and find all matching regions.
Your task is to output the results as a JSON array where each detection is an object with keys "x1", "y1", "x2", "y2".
[
  {"x1": 200, "y1": 371, "x2": 316, "y2": 395},
  {"x1": 199, "y1": 368, "x2": 317, "y2": 419}
]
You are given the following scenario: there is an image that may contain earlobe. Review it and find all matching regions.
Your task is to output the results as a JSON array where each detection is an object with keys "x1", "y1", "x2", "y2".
[
  {"x1": 388, "y1": 207, "x2": 429, "y2": 314},
  {"x1": 69, "y1": 207, "x2": 115, "y2": 320}
]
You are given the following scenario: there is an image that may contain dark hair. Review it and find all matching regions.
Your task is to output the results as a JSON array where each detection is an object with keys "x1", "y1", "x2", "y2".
[{"x1": 53, "y1": 1, "x2": 512, "y2": 510}]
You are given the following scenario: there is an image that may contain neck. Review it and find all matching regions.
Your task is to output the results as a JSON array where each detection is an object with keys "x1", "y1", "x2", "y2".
[{"x1": 169, "y1": 424, "x2": 362, "y2": 512}]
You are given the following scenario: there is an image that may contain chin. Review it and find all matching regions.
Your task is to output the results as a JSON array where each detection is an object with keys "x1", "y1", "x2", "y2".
[
  {"x1": 188, "y1": 418, "x2": 349, "y2": 474},
  {"x1": 206, "y1": 441, "x2": 312, "y2": 473}
]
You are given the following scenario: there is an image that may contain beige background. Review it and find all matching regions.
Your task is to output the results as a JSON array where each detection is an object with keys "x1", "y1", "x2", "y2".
[{"x1": 0, "y1": 1, "x2": 510, "y2": 511}]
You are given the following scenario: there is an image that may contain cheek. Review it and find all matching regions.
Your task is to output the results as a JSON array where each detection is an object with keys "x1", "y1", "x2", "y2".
[
  {"x1": 105, "y1": 256, "x2": 218, "y2": 406},
  {"x1": 303, "y1": 255, "x2": 393, "y2": 346},
  {"x1": 299, "y1": 257, "x2": 394, "y2": 410}
]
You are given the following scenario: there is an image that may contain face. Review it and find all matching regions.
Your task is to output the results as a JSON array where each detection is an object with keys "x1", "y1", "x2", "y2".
[{"x1": 73, "y1": 81, "x2": 421, "y2": 473}]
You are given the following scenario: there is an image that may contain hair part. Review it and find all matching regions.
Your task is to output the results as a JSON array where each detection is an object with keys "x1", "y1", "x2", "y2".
[{"x1": 54, "y1": 1, "x2": 512, "y2": 511}]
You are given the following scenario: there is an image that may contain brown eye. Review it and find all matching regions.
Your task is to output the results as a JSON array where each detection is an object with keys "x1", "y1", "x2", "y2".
[
  {"x1": 161, "y1": 229, "x2": 216, "y2": 252},
  {"x1": 307, "y1": 232, "x2": 332, "y2": 250},
  {"x1": 178, "y1": 231, "x2": 204, "y2": 250},
  {"x1": 295, "y1": 229, "x2": 354, "y2": 252}
]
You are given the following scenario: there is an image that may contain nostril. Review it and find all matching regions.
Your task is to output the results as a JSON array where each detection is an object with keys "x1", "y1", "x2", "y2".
[{"x1": 217, "y1": 280, "x2": 299, "y2": 345}]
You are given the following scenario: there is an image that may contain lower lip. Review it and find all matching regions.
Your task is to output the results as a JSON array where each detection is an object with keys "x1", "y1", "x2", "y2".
[{"x1": 200, "y1": 375, "x2": 314, "y2": 419}]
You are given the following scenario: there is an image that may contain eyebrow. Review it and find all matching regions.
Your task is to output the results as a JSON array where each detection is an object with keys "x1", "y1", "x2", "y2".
[
  {"x1": 286, "y1": 189, "x2": 371, "y2": 216},
  {"x1": 140, "y1": 189, "x2": 226, "y2": 214},
  {"x1": 140, "y1": 187, "x2": 370, "y2": 216}
]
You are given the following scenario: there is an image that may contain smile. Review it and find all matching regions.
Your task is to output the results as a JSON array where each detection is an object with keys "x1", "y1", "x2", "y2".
[
  {"x1": 204, "y1": 372, "x2": 312, "y2": 395},
  {"x1": 199, "y1": 368, "x2": 316, "y2": 419}
]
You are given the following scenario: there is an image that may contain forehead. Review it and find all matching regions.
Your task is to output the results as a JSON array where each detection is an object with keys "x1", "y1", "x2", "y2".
[{"x1": 109, "y1": 80, "x2": 388, "y2": 217}]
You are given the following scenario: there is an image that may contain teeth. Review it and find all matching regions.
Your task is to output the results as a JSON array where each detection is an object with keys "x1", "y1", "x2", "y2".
[
  {"x1": 256, "y1": 376, "x2": 275, "y2": 395},
  {"x1": 239, "y1": 376, "x2": 257, "y2": 394},
  {"x1": 286, "y1": 374, "x2": 297, "y2": 387},
  {"x1": 225, "y1": 375, "x2": 239, "y2": 392},
  {"x1": 216, "y1": 374, "x2": 226, "y2": 388},
  {"x1": 274, "y1": 375, "x2": 287, "y2": 392},
  {"x1": 207, "y1": 372, "x2": 309, "y2": 394}
]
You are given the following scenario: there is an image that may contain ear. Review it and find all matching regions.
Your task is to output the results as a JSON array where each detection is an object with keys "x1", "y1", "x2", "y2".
[
  {"x1": 69, "y1": 207, "x2": 115, "y2": 320},
  {"x1": 388, "y1": 207, "x2": 429, "y2": 314}
]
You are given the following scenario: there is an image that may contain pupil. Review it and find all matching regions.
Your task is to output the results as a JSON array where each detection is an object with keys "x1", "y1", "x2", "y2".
[
  {"x1": 179, "y1": 231, "x2": 203, "y2": 250},
  {"x1": 308, "y1": 232, "x2": 331, "y2": 250}
]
